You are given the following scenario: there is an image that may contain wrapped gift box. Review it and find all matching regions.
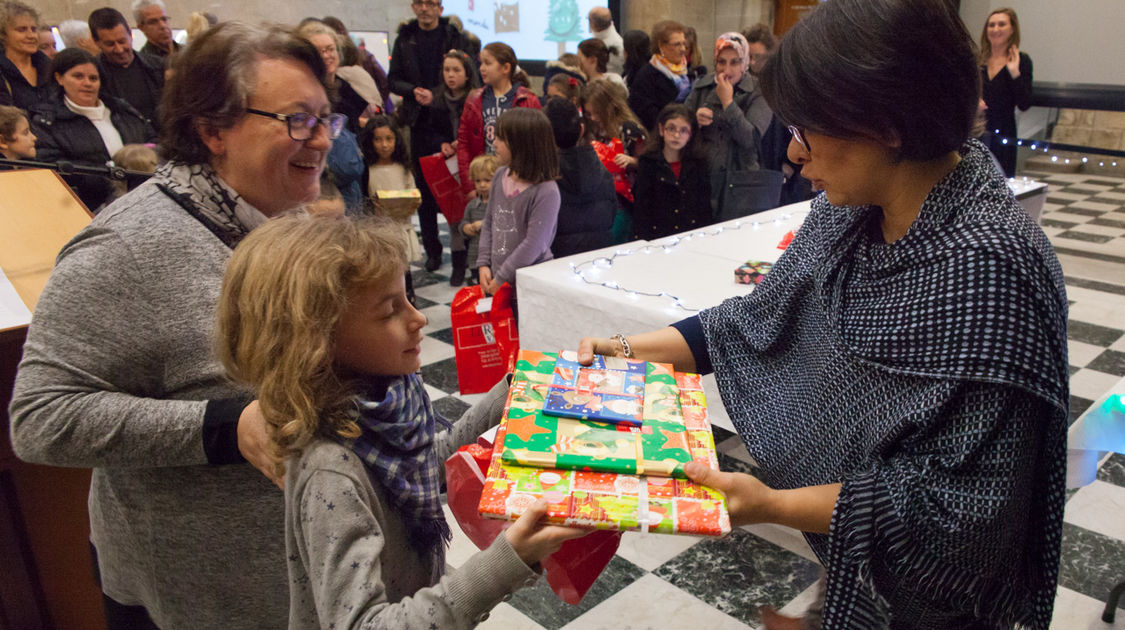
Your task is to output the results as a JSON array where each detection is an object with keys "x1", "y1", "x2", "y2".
[
  {"x1": 734, "y1": 260, "x2": 772, "y2": 285},
  {"x1": 478, "y1": 350, "x2": 731, "y2": 536},
  {"x1": 374, "y1": 189, "x2": 421, "y2": 221}
]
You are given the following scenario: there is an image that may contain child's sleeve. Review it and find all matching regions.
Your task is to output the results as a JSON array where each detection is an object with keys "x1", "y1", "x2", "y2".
[
  {"x1": 295, "y1": 465, "x2": 538, "y2": 630},
  {"x1": 457, "y1": 102, "x2": 476, "y2": 195},
  {"x1": 494, "y1": 184, "x2": 561, "y2": 285},
  {"x1": 476, "y1": 188, "x2": 497, "y2": 269},
  {"x1": 435, "y1": 376, "x2": 509, "y2": 460}
]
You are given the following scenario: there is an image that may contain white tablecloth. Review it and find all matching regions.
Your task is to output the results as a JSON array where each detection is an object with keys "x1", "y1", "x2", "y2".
[{"x1": 516, "y1": 181, "x2": 1048, "y2": 433}]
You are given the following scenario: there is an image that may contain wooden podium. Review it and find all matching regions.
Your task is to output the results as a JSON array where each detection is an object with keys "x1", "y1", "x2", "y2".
[{"x1": 0, "y1": 169, "x2": 104, "y2": 630}]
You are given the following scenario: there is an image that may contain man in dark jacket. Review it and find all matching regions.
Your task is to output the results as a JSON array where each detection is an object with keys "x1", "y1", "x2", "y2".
[
  {"x1": 544, "y1": 97, "x2": 616, "y2": 258},
  {"x1": 88, "y1": 8, "x2": 163, "y2": 130},
  {"x1": 388, "y1": 0, "x2": 472, "y2": 271}
]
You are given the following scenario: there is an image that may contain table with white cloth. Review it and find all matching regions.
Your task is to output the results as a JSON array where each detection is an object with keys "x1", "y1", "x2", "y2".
[{"x1": 515, "y1": 181, "x2": 1049, "y2": 433}]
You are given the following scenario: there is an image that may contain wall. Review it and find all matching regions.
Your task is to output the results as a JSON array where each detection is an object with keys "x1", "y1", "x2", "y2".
[{"x1": 960, "y1": 0, "x2": 1125, "y2": 85}]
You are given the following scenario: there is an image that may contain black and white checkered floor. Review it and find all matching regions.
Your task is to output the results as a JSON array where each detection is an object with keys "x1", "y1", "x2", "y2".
[{"x1": 411, "y1": 169, "x2": 1125, "y2": 628}]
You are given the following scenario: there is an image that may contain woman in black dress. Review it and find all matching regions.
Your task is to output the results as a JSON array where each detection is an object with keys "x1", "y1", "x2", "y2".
[{"x1": 979, "y1": 8, "x2": 1032, "y2": 177}]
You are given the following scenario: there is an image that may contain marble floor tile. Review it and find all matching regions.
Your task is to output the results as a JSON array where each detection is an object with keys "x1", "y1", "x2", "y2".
[
  {"x1": 1069, "y1": 340, "x2": 1109, "y2": 369},
  {"x1": 507, "y1": 555, "x2": 647, "y2": 630},
  {"x1": 1087, "y1": 349, "x2": 1125, "y2": 377},
  {"x1": 560, "y1": 573, "x2": 754, "y2": 630},
  {"x1": 777, "y1": 580, "x2": 824, "y2": 618},
  {"x1": 1057, "y1": 231, "x2": 1116, "y2": 244},
  {"x1": 1070, "y1": 369, "x2": 1124, "y2": 402},
  {"x1": 420, "y1": 356, "x2": 460, "y2": 393},
  {"x1": 740, "y1": 523, "x2": 819, "y2": 563},
  {"x1": 424, "y1": 383, "x2": 449, "y2": 402},
  {"x1": 1043, "y1": 218, "x2": 1079, "y2": 230},
  {"x1": 413, "y1": 294, "x2": 439, "y2": 309},
  {"x1": 419, "y1": 335, "x2": 456, "y2": 365},
  {"x1": 415, "y1": 279, "x2": 464, "y2": 305},
  {"x1": 1057, "y1": 522, "x2": 1125, "y2": 607},
  {"x1": 1098, "y1": 453, "x2": 1125, "y2": 488},
  {"x1": 653, "y1": 528, "x2": 821, "y2": 627},
  {"x1": 479, "y1": 603, "x2": 549, "y2": 630},
  {"x1": 455, "y1": 391, "x2": 489, "y2": 407},
  {"x1": 1071, "y1": 200, "x2": 1124, "y2": 212},
  {"x1": 1066, "y1": 480, "x2": 1125, "y2": 541},
  {"x1": 1050, "y1": 586, "x2": 1125, "y2": 629},
  {"x1": 1069, "y1": 395, "x2": 1096, "y2": 425},
  {"x1": 432, "y1": 395, "x2": 471, "y2": 421},
  {"x1": 428, "y1": 326, "x2": 455, "y2": 346},
  {"x1": 1068, "y1": 320, "x2": 1125, "y2": 348},
  {"x1": 1090, "y1": 217, "x2": 1125, "y2": 230},
  {"x1": 615, "y1": 531, "x2": 704, "y2": 572},
  {"x1": 419, "y1": 303, "x2": 452, "y2": 333},
  {"x1": 1111, "y1": 335, "x2": 1125, "y2": 354}
]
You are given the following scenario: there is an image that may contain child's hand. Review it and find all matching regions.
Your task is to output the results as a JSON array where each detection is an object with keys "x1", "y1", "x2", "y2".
[
  {"x1": 505, "y1": 500, "x2": 589, "y2": 566},
  {"x1": 461, "y1": 222, "x2": 475, "y2": 237},
  {"x1": 441, "y1": 142, "x2": 455, "y2": 158},
  {"x1": 613, "y1": 153, "x2": 637, "y2": 169},
  {"x1": 479, "y1": 266, "x2": 493, "y2": 292}
]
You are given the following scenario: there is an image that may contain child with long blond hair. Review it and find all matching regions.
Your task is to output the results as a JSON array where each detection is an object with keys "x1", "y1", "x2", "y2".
[
  {"x1": 216, "y1": 215, "x2": 583, "y2": 630},
  {"x1": 582, "y1": 77, "x2": 646, "y2": 242}
]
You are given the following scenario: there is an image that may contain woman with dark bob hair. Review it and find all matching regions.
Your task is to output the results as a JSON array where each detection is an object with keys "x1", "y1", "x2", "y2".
[{"x1": 577, "y1": 0, "x2": 1068, "y2": 627}]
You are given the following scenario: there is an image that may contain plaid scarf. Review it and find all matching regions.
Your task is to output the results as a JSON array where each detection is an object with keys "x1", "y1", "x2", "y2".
[
  {"x1": 154, "y1": 161, "x2": 255, "y2": 249},
  {"x1": 349, "y1": 373, "x2": 453, "y2": 558}
]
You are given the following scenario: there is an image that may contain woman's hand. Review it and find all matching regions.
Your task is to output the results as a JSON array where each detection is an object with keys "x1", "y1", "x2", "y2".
[
  {"x1": 613, "y1": 153, "x2": 637, "y2": 169},
  {"x1": 684, "y1": 463, "x2": 774, "y2": 528},
  {"x1": 505, "y1": 500, "x2": 589, "y2": 567},
  {"x1": 413, "y1": 87, "x2": 434, "y2": 106},
  {"x1": 696, "y1": 106, "x2": 714, "y2": 127},
  {"x1": 714, "y1": 72, "x2": 735, "y2": 108},
  {"x1": 238, "y1": 401, "x2": 284, "y2": 489},
  {"x1": 440, "y1": 142, "x2": 455, "y2": 158},
  {"x1": 577, "y1": 336, "x2": 625, "y2": 365},
  {"x1": 1006, "y1": 45, "x2": 1021, "y2": 78}
]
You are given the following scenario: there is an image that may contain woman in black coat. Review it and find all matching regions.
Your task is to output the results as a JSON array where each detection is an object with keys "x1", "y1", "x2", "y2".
[
  {"x1": 29, "y1": 48, "x2": 156, "y2": 210},
  {"x1": 627, "y1": 20, "x2": 692, "y2": 131}
]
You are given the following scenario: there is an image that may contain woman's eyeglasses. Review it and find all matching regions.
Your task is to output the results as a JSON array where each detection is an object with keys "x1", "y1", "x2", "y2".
[
  {"x1": 246, "y1": 108, "x2": 347, "y2": 141},
  {"x1": 788, "y1": 125, "x2": 811, "y2": 153}
]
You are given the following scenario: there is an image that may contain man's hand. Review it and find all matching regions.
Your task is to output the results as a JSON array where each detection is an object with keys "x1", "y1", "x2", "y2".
[
  {"x1": 237, "y1": 401, "x2": 283, "y2": 489},
  {"x1": 414, "y1": 87, "x2": 434, "y2": 106}
]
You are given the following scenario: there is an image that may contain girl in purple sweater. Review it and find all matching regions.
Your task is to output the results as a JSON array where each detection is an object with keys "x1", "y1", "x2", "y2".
[{"x1": 477, "y1": 108, "x2": 561, "y2": 303}]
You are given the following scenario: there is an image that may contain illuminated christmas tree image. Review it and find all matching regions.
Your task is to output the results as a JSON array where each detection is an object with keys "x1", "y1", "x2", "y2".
[{"x1": 545, "y1": 0, "x2": 581, "y2": 42}]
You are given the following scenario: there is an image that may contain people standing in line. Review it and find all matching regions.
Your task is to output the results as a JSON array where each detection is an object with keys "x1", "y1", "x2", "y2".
[
  {"x1": 389, "y1": 0, "x2": 472, "y2": 273},
  {"x1": 628, "y1": 20, "x2": 691, "y2": 131},
  {"x1": 10, "y1": 23, "x2": 346, "y2": 629},
  {"x1": 412, "y1": 48, "x2": 479, "y2": 286},
  {"x1": 87, "y1": 8, "x2": 164, "y2": 131},
  {"x1": 456, "y1": 42, "x2": 539, "y2": 199},
  {"x1": 583, "y1": 77, "x2": 645, "y2": 243},
  {"x1": 476, "y1": 108, "x2": 560, "y2": 316},
  {"x1": 587, "y1": 7, "x2": 623, "y2": 75},
  {"x1": 0, "y1": 1, "x2": 51, "y2": 109},
  {"x1": 28, "y1": 48, "x2": 156, "y2": 210},
  {"x1": 460, "y1": 154, "x2": 498, "y2": 287},
  {"x1": 621, "y1": 29, "x2": 649, "y2": 90},
  {"x1": 577, "y1": 38, "x2": 626, "y2": 94},
  {"x1": 980, "y1": 7, "x2": 1032, "y2": 177},
  {"x1": 744, "y1": 22, "x2": 813, "y2": 208},
  {"x1": 323, "y1": 16, "x2": 395, "y2": 115},
  {"x1": 631, "y1": 103, "x2": 711, "y2": 240},
  {"x1": 685, "y1": 32, "x2": 775, "y2": 220},
  {"x1": 215, "y1": 215, "x2": 584, "y2": 630},
  {"x1": 133, "y1": 0, "x2": 180, "y2": 60},
  {"x1": 544, "y1": 96, "x2": 617, "y2": 259},
  {"x1": 0, "y1": 103, "x2": 36, "y2": 160},
  {"x1": 359, "y1": 114, "x2": 423, "y2": 265},
  {"x1": 57, "y1": 19, "x2": 99, "y2": 55}
]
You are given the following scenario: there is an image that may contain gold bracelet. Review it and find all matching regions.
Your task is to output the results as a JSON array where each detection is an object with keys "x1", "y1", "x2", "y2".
[{"x1": 610, "y1": 333, "x2": 634, "y2": 359}]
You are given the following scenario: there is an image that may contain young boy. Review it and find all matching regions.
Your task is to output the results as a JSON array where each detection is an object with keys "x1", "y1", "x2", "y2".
[{"x1": 459, "y1": 155, "x2": 499, "y2": 286}]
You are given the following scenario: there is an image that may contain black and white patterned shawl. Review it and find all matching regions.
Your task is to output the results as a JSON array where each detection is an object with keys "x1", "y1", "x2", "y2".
[{"x1": 699, "y1": 139, "x2": 1068, "y2": 629}]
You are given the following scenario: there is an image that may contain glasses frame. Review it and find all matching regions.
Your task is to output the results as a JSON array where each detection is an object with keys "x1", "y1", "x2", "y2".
[
  {"x1": 245, "y1": 108, "x2": 346, "y2": 141},
  {"x1": 788, "y1": 125, "x2": 811, "y2": 153}
]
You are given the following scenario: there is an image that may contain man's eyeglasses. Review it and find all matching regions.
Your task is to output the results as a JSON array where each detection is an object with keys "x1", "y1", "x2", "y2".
[
  {"x1": 788, "y1": 125, "x2": 811, "y2": 153},
  {"x1": 246, "y1": 108, "x2": 346, "y2": 141}
]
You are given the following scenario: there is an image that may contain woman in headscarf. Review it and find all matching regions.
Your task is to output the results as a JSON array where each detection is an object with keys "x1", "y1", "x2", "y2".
[
  {"x1": 627, "y1": 20, "x2": 691, "y2": 131},
  {"x1": 577, "y1": 0, "x2": 1067, "y2": 627},
  {"x1": 684, "y1": 32, "x2": 775, "y2": 220}
]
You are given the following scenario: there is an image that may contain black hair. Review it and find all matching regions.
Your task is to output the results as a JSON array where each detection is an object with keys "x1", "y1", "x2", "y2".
[
  {"x1": 622, "y1": 30, "x2": 650, "y2": 79},
  {"x1": 646, "y1": 103, "x2": 704, "y2": 161},
  {"x1": 359, "y1": 114, "x2": 409, "y2": 167},
  {"x1": 50, "y1": 47, "x2": 98, "y2": 78},
  {"x1": 760, "y1": 0, "x2": 979, "y2": 162},
  {"x1": 544, "y1": 96, "x2": 582, "y2": 148},
  {"x1": 88, "y1": 7, "x2": 129, "y2": 41}
]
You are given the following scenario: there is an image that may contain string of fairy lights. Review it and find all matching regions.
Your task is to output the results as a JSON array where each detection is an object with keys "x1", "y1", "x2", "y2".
[
  {"x1": 990, "y1": 131, "x2": 1124, "y2": 169},
  {"x1": 567, "y1": 213, "x2": 799, "y2": 313}
]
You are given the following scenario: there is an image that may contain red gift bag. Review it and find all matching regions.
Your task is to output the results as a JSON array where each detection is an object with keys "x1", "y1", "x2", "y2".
[
  {"x1": 418, "y1": 152, "x2": 468, "y2": 225},
  {"x1": 591, "y1": 137, "x2": 634, "y2": 203},
  {"x1": 445, "y1": 443, "x2": 622, "y2": 605},
  {"x1": 451, "y1": 284, "x2": 519, "y2": 395}
]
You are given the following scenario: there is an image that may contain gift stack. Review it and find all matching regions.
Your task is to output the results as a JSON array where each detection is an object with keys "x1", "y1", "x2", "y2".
[{"x1": 477, "y1": 349, "x2": 731, "y2": 536}]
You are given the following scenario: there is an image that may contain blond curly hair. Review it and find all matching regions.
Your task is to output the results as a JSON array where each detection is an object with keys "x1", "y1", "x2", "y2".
[{"x1": 216, "y1": 214, "x2": 407, "y2": 474}]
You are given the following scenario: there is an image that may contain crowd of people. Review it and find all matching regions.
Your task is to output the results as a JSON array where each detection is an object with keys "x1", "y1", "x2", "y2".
[{"x1": 5, "y1": 1, "x2": 1066, "y2": 629}]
